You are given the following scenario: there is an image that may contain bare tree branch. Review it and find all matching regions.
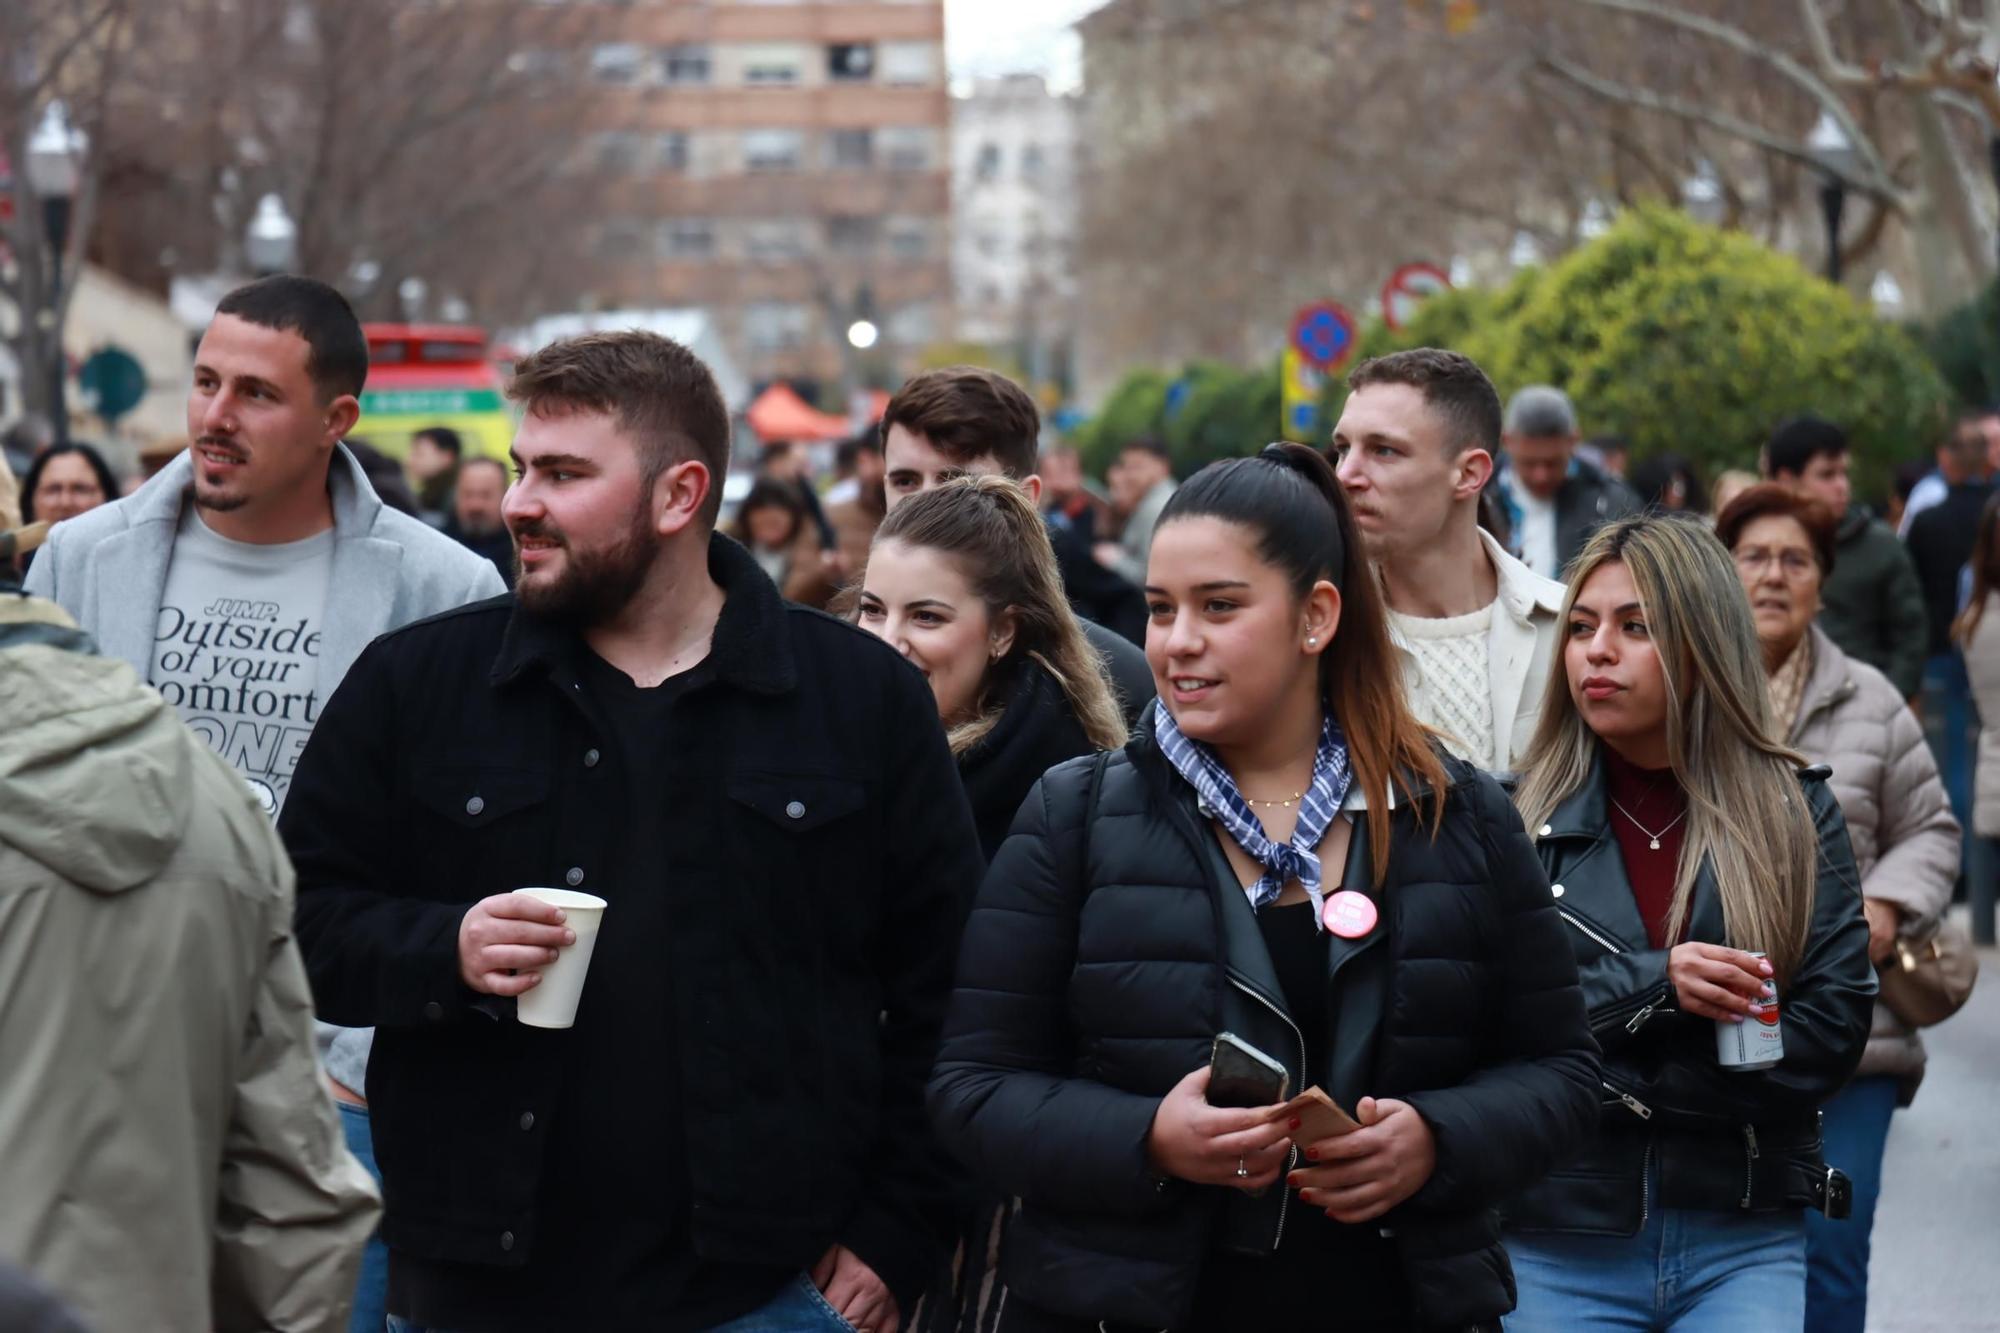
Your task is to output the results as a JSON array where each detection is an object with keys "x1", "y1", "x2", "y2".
[{"x1": 1536, "y1": 52, "x2": 1908, "y2": 202}]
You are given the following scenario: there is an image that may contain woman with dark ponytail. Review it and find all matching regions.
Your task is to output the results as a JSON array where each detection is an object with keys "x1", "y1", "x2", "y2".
[{"x1": 928, "y1": 444, "x2": 1600, "y2": 1331}]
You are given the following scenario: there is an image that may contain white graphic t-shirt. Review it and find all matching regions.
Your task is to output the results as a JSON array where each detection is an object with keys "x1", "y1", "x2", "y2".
[{"x1": 150, "y1": 507, "x2": 334, "y2": 817}]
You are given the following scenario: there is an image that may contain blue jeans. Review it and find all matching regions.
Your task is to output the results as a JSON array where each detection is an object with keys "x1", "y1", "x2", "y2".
[
  {"x1": 386, "y1": 1273, "x2": 855, "y2": 1333},
  {"x1": 1504, "y1": 1194, "x2": 1806, "y2": 1330},
  {"x1": 1923, "y1": 653, "x2": 1976, "y2": 878},
  {"x1": 1806, "y1": 1075, "x2": 1900, "y2": 1333},
  {"x1": 339, "y1": 1102, "x2": 389, "y2": 1333}
]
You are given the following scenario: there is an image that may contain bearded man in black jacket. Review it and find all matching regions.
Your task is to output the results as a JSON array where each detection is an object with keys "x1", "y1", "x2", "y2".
[{"x1": 283, "y1": 331, "x2": 983, "y2": 1333}]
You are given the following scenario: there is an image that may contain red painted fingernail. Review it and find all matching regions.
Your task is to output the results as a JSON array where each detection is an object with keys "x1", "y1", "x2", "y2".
[
  {"x1": 1304, "y1": 1147, "x2": 1318, "y2": 1160},
  {"x1": 1288, "y1": 1117, "x2": 1301, "y2": 1130}
]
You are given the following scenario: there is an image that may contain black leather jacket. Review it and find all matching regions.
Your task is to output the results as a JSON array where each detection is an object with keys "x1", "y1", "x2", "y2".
[{"x1": 1505, "y1": 758, "x2": 1876, "y2": 1236}]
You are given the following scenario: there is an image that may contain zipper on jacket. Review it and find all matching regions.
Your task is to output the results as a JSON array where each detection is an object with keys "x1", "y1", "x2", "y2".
[
  {"x1": 1739, "y1": 1124, "x2": 1760, "y2": 1209},
  {"x1": 1624, "y1": 1001, "x2": 1659, "y2": 1034},
  {"x1": 1230, "y1": 977, "x2": 1306, "y2": 1251},
  {"x1": 1603, "y1": 1081, "x2": 1653, "y2": 1121},
  {"x1": 1640, "y1": 1142, "x2": 1653, "y2": 1230},
  {"x1": 1559, "y1": 908, "x2": 1621, "y2": 954}
]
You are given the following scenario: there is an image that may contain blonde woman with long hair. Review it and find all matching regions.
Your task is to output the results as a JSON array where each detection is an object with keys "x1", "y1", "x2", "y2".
[{"x1": 1504, "y1": 513, "x2": 1875, "y2": 1332}]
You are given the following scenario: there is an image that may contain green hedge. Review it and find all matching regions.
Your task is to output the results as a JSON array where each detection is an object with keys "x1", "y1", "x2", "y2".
[{"x1": 1079, "y1": 207, "x2": 1952, "y2": 495}]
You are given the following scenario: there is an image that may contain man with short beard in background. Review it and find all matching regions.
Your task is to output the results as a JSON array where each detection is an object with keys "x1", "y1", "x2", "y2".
[{"x1": 445, "y1": 455, "x2": 516, "y2": 588}]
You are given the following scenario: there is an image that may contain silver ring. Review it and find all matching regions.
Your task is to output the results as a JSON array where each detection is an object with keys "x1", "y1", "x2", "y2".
[{"x1": 1235, "y1": 1157, "x2": 1249, "y2": 1178}]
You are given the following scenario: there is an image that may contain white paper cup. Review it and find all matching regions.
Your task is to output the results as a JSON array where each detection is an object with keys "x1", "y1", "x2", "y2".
[{"x1": 513, "y1": 888, "x2": 607, "y2": 1029}]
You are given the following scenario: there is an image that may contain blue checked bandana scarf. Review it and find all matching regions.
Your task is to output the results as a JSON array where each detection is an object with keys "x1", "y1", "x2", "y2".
[{"x1": 1154, "y1": 698, "x2": 1354, "y2": 928}]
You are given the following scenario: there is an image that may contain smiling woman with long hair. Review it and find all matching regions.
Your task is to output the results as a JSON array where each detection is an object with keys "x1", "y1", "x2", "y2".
[
  {"x1": 857, "y1": 475, "x2": 1125, "y2": 860},
  {"x1": 1505, "y1": 513, "x2": 1875, "y2": 1332},
  {"x1": 929, "y1": 444, "x2": 1598, "y2": 1332}
]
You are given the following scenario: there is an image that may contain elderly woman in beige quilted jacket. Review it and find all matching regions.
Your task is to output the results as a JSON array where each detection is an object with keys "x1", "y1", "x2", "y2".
[{"x1": 1719, "y1": 483, "x2": 1958, "y2": 1333}]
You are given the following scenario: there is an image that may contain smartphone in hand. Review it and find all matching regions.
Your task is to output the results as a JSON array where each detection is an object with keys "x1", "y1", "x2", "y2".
[{"x1": 1207, "y1": 1031, "x2": 1290, "y2": 1108}]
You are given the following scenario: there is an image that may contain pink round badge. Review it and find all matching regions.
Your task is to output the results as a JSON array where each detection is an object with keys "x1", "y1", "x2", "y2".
[{"x1": 1322, "y1": 890, "x2": 1378, "y2": 939}]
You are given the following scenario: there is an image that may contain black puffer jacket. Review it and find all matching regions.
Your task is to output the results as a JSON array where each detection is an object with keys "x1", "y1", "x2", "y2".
[
  {"x1": 1505, "y1": 757, "x2": 1876, "y2": 1235},
  {"x1": 927, "y1": 716, "x2": 1600, "y2": 1330}
]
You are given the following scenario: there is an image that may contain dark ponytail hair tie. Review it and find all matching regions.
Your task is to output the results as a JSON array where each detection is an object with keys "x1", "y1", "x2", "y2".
[{"x1": 1159, "y1": 441, "x2": 1350, "y2": 597}]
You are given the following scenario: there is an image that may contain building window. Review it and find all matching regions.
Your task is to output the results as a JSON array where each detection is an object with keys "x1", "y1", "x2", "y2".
[
  {"x1": 659, "y1": 218, "x2": 715, "y2": 259},
  {"x1": 827, "y1": 128, "x2": 874, "y2": 170},
  {"x1": 597, "y1": 219, "x2": 646, "y2": 258},
  {"x1": 658, "y1": 131, "x2": 690, "y2": 173},
  {"x1": 827, "y1": 216, "x2": 879, "y2": 255},
  {"x1": 878, "y1": 126, "x2": 934, "y2": 171},
  {"x1": 828, "y1": 43, "x2": 875, "y2": 82},
  {"x1": 590, "y1": 43, "x2": 646, "y2": 85},
  {"x1": 879, "y1": 41, "x2": 939, "y2": 86},
  {"x1": 1021, "y1": 144, "x2": 1046, "y2": 179},
  {"x1": 886, "y1": 303, "x2": 937, "y2": 346},
  {"x1": 744, "y1": 302, "x2": 814, "y2": 351},
  {"x1": 661, "y1": 44, "x2": 710, "y2": 85},
  {"x1": 505, "y1": 49, "x2": 567, "y2": 82},
  {"x1": 596, "y1": 131, "x2": 646, "y2": 174},
  {"x1": 974, "y1": 143, "x2": 1001, "y2": 181},
  {"x1": 886, "y1": 219, "x2": 929, "y2": 259},
  {"x1": 746, "y1": 220, "x2": 809, "y2": 260},
  {"x1": 741, "y1": 129, "x2": 804, "y2": 172},
  {"x1": 741, "y1": 43, "x2": 804, "y2": 86}
]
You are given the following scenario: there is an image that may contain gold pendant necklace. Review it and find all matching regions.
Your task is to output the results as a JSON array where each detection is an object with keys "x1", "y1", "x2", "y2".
[{"x1": 1243, "y1": 791, "x2": 1305, "y2": 810}]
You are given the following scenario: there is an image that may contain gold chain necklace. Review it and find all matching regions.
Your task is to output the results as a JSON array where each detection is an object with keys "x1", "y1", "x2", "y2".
[{"x1": 1243, "y1": 791, "x2": 1306, "y2": 810}]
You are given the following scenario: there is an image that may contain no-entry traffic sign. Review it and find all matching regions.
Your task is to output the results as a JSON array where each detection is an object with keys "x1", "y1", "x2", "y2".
[{"x1": 1381, "y1": 262, "x2": 1452, "y2": 333}]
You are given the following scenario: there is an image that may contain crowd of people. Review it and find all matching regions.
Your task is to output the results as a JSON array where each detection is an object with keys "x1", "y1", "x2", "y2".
[{"x1": 0, "y1": 274, "x2": 1984, "y2": 1333}]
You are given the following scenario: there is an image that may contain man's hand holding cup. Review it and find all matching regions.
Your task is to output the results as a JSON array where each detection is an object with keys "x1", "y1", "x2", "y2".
[{"x1": 458, "y1": 892, "x2": 575, "y2": 996}]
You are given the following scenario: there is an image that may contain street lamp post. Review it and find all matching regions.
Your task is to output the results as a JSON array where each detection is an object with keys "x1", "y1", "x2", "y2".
[
  {"x1": 245, "y1": 193, "x2": 298, "y2": 275},
  {"x1": 25, "y1": 101, "x2": 86, "y2": 446},
  {"x1": 1807, "y1": 112, "x2": 1860, "y2": 285}
]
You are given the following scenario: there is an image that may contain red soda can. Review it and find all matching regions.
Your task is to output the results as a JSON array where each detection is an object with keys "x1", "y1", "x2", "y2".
[{"x1": 1715, "y1": 952, "x2": 1782, "y2": 1070}]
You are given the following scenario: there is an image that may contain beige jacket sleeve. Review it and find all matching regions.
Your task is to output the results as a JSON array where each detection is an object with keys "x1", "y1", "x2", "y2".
[
  {"x1": 0, "y1": 449, "x2": 20, "y2": 532},
  {"x1": 1864, "y1": 699, "x2": 1960, "y2": 933},
  {"x1": 211, "y1": 855, "x2": 381, "y2": 1333}
]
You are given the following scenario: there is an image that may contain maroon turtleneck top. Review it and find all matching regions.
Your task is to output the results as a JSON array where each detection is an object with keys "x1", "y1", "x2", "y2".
[{"x1": 1603, "y1": 746, "x2": 1689, "y2": 950}]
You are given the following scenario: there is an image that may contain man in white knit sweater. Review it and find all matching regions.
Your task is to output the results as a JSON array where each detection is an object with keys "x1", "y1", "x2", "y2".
[{"x1": 1331, "y1": 349, "x2": 1565, "y2": 772}]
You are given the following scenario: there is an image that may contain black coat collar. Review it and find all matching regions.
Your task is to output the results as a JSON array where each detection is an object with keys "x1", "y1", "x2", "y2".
[{"x1": 488, "y1": 531, "x2": 797, "y2": 695}]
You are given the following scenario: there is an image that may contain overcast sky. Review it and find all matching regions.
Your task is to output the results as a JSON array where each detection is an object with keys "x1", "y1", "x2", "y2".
[{"x1": 943, "y1": 0, "x2": 1105, "y2": 93}]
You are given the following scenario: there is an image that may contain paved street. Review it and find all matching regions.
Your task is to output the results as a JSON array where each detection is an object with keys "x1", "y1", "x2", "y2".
[{"x1": 1868, "y1": 915, "x2": 2000, "y2": 1331}]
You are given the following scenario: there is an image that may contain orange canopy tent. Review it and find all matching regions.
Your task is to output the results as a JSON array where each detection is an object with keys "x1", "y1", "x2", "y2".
[{"x1": 746, "y1": 383, "x2": 889, "y2": 443}]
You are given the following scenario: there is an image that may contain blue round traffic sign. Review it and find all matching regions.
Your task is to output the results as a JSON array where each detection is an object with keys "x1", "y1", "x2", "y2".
[{"x1": 1290, "y1": 302, "x2": 1357, "y2": 371}]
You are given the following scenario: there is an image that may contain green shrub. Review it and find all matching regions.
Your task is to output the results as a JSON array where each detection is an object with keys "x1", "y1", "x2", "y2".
[
  {"x1": 1921, "y1": 279, "x2": 2000, "y2": 411},
  {"x1": 1072, "y1": 368, "x2": 1172, "y2": 476},
  {"x1": 1088, "y1": 208, "x2": 1950, "y2": 496},
  {"x1": 1490, "y1": 206, "x2": 1947, "y2": 495}
]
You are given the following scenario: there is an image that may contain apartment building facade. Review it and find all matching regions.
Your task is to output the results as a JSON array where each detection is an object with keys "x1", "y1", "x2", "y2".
[
  {"x1": 951, "y1": 73, "x2": 1077, "y2": 390},
  {"x1": 538, "y1": 0, "x2": 952, "y2": 391}
]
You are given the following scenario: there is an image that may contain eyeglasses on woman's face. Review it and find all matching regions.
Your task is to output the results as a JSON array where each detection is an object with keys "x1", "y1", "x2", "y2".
[{"x1": 1731, "y1": 546, "x2": 1817, "y2": 581}]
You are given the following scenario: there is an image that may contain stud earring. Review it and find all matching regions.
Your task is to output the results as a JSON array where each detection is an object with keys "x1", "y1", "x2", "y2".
[{"x1": 1306, "y1": 636, "x2": 1318, "y2": 647}]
